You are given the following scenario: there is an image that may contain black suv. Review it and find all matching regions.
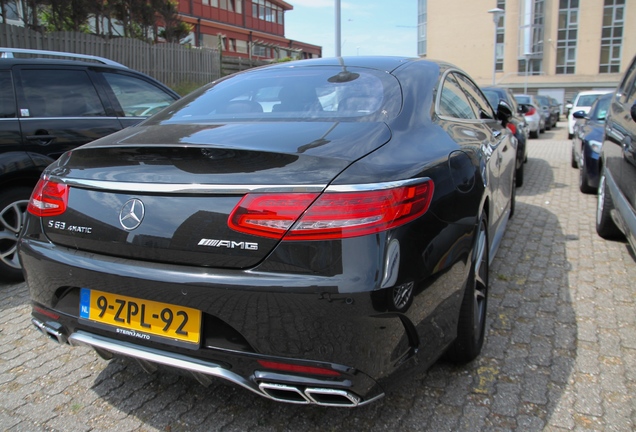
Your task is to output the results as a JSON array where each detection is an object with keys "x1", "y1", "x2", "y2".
[
  {"x1": 1, "y1": 48, "x2": 179, "y2": 281},
  {"x1": 482, "y1": 86, "x2": 529, "y2": 187},
  {"x1": 597, "y1": 54, "x2": 636, "y2": 253}
]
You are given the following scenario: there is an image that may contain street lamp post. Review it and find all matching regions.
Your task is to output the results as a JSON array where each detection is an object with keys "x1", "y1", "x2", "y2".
[
  {"x1": 488, "y1": 8, "x2": 505, "y2": 86},
  {"x1": 335, "y1": 0, "x2": 341, "y2": 57}
]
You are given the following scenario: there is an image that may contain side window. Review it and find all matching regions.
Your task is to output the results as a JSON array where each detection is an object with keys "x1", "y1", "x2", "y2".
[
  {"x1": 18, "y1": 69, "x2": 106, "y2": 118},
  {"x1": 101, "y1": 72, "x2": 175, "y2": 117},
  {"x1": 455, "y1": 73, "x2": 495, "y2": 120},
  {"x1": 0, "y1": 71, "x2": 16, "y2": 118},
  {"x1": 618, "y1": 58, "x2": 636, "y2": 102},
  {"x1": 438, "y1": 74, "x2": 476, "y2": 120}
]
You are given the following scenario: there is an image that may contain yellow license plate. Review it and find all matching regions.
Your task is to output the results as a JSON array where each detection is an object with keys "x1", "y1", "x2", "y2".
[{"x1": 79, "y1": 288, "x2": 201, "y2": 345}]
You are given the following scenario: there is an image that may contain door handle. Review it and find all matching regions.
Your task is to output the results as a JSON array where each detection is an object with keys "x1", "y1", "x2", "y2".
[{"x1": 26, "y1": 134, "x2": 56, "y2": 146}]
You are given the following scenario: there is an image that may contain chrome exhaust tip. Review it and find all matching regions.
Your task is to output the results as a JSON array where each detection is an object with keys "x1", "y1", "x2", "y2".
[
  {"x1": 258, "y1": 383, "x2": 310, "y2": 404},
  {"x1": 305, "y1": 387, "x2": 361, "y2": 407},
  {"x1": 32, "y1": 318, "x2": 68, "y2": 344}
]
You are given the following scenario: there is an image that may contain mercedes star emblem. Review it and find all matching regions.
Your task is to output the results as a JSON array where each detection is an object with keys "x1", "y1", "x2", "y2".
[{"x1": 119, "y1": 199, "x2": 145, "y2": 231}]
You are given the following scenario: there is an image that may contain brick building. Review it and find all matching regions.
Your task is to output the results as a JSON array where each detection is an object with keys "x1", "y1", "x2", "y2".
[{"x1": 176, "y1": 0, "x2": 322, "y2": 60}]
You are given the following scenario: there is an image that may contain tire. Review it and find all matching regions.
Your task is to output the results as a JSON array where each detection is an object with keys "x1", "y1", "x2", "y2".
[
  {"x1": 578, "y1": 152, "x2": 594, "y2": 194},
  {"x1": 571, "y1": 146, "x2": 578, "y2": 168},
  {"x1": 530, "y1": 130, "x2": 539, "y2": 139},
  {"x1": 515, "y1": 162, "x2": 524, "y2": 187},
  {"x1": 596, "y1": 170, "x2": 622, "y2": 239},
  {"x1": 445, "y1": 211, "x2": 489, "y2": 363},
  {"x1": 510, "y1": 172, "x2": 517, "y2": 218},
  {"x1": 0, "y1": 187, "x2": 32, "y2": 282},
  {"x1": 568, "y1": 133, "x2": 574, "y2": 139}
]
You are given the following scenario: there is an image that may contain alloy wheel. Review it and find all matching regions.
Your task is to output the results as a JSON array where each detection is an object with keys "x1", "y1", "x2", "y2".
[
  {"x1": 472, "y1": 221, "x2": 488, "y2": 344},
  {"x1": 0, "y1": 199, "x2": 29, "y2": 269}
]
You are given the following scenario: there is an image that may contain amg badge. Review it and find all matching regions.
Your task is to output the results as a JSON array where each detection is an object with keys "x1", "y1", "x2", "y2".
[{"x1": 198, "y1": 239, "x2": 259, "y2": 250}]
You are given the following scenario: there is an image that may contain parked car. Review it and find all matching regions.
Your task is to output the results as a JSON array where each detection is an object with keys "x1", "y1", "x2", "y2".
[
  {"x1": 514, "y1": 94, "x2": 545, "y2": 138},
  {"x1": 567, "y1": 90, "x2": 613, "y2": 139},
  {"x1": 549, "y1": 97, "x2": 561, "y2": 122},
  {"x1": 534, "y1": 94, "x2": 557, "y2": 130},
  {"x1": 482, "y1": 85, "x2": 528, "y2": 186},
  {"x1": 0, "y1": 48, "x2": 180, "y2": 281},
  {"x1": 20, "y1": 56, "x2": 517, "y2": 407},
  {"x1": 596, "y1": 54, "x2": 636, "y2": 252},
  {"x1": 571, "y1": 93, "x2": 612, "y2": 193}
]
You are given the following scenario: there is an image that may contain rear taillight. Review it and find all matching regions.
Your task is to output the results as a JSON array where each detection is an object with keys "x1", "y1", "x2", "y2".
[
  {"x1": 27, "y1": 177, "x2": 69, "y2": 217},
  {"x1": 506, "y1": 123, "x2": 517, "y2": 134},
  {"x1": 526, "y1": 106, "x2": 536, "y2": 116},
  {"x1": 228, "y1": 180, "x2": 434, "y2": 241}
]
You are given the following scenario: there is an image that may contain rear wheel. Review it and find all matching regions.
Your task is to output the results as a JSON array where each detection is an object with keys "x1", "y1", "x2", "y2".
[
  {"x1": 515, "y1": 162, "x2": 524, "y2": 187},
  {"x1": 446, "y1": 211, "x2": 489, "y2": 363},
  {"x1": 0, "y1": 187, "x2": 31, "y2": 282},
  {"x1": 530, "y1": 130, "x2": 539, "y2": 139},
  {"x1": 596, "y1": 170, "x2": 622, "y2": 239}
]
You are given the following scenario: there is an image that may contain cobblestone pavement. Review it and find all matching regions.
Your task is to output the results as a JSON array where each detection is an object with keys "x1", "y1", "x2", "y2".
[{"x1": 1, "y1": 123, "x2": 635, "y2": 431}]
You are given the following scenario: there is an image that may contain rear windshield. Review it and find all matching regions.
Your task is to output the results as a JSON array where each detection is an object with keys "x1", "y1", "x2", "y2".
[
  {"x1": 150, "y1": 66, "x2": 402, "y2": 124},
  {"x1": 575, "y1": 94, "x2": 602, "y2": 107},
  {"x1": 514, "y1": 95, "x2": 531, "y2": 104}
]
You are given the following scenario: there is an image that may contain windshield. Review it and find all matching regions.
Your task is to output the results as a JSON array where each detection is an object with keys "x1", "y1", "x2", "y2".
[
  {"x1": 590, "y1": 95, "x2": 611, "y2": 121},
  {"x1": 576, "y1": 94, "x2": 602, "y2": 107},
  {"x1": 150, "y1": 66, "x2": 402, "y2": 124},
  {"x1": 514, "y1": 95, "x2": 531, "y2": 104},
  {"x1": 482, "y1": 90, "x2": 500, "y2": 110}
]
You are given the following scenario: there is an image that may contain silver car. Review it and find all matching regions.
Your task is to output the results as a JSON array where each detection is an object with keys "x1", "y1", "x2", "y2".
[{"x1": 514, "y1": 94, "x2": 545, "y2": 138}]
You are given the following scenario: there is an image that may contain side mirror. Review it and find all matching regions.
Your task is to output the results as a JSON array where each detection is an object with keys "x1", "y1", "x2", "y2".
[
  {"x1": 496, "y1": 100, "x2": 513, "y2": 123},
  {"x1": 565, "y1": 102, "x2": 573, "y2": 109},
  {"x1": 572, "y1": 110, "x2": 587, "y2": 119},
  {"x1": 631, "y1": 102, "x2": 636, "y2": 122}
]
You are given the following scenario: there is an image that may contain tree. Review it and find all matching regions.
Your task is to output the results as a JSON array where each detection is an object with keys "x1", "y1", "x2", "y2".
[{"x1": 153, "y1": 0, "x2": 192, "y2": 43}]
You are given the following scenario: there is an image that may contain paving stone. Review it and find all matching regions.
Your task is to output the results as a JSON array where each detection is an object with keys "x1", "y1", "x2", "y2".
[{"x1": 1, "y1": 127, "x2": 634, "y2": 431}]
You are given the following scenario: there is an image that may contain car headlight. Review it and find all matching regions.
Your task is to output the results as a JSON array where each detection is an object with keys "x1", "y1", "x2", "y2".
[{"x1": 590, "y1": 140, "x2": 602, "y2": 153}]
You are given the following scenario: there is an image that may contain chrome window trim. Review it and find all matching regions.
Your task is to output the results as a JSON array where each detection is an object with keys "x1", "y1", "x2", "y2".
[
  {"x1": 435, "y1": 68, "x2": 492, "y2": 125},
  {"x1": 18, "y1": 116, "x2": 119, "y2": 120},
  {"x1": 50, "y1": 177, "x2": 431, "y2": 195}
]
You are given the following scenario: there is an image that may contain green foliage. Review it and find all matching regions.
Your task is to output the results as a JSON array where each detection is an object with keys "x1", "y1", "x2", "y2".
[
  {"x1": 169, "y1": 81, "x2": 205, "y2": 97},
  {"x1": 22, "y1": 0, "x2": 192, "y2": 43}
]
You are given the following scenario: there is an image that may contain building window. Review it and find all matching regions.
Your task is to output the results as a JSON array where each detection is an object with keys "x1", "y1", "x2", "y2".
[
  {"x1": 599, "y1": 0, "x2": 624, "y2": 74},
  {"x1": 518, "y1": 58, "x2": 543, "y2": 76},
  {"x1": 253, "y1": 44, "x2": 268, "y2": 57},
  {"x1": 518, "y1": 0, "x2": 544, "y2": 75},
  {"x1": 495, "y1": 0, "x2": 505, "y2": 72},
  {"x1": 236, "y1": 40, "x2": 248, "y2": 54},
  {"x1": 556, "y1": 0, "x2": 578, "y2": 74},
  {"x1": 252, "y1": 0, "x2": 283, "y2": 23}
]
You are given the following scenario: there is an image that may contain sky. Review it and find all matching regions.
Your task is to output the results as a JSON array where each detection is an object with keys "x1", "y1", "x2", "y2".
[{"x1": 284, "y1": 0, "x2": 418, "y2": 58}]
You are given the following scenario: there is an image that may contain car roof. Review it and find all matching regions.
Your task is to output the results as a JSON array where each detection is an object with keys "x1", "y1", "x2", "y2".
[
  {"x1": 575, "y1": 90, "x2": 613, "y2": 97},
  {"x1": 265, "y1": 56, "x2": 439, "y2": 74},
  {"x1": 0, "y1": 57, "x2": 128, "y2": 70}
]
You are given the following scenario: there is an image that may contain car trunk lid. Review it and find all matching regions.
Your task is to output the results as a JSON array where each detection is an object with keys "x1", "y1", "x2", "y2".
[{"x1": 42, "y1": 121, "x2": 391, "y2": 269}]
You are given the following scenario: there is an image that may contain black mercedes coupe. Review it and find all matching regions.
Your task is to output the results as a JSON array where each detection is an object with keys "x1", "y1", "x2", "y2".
[{"x1": 20, "y1": 56, "x2": 517, "y2": 407}]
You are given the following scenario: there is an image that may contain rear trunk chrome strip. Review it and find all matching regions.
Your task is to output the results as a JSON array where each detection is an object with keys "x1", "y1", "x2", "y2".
[
  {"x1": 50, "y1": 176, "x2": 430, "y2": 195},
  {"x1": 53, "y1": 178, "x2": 326, "y2": 194}
]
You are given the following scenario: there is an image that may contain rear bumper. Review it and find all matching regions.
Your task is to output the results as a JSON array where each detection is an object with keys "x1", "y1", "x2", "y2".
[
  {"x1": 20, "y1": 238, "x2": 424, "y2": 406},
  {"x1": 31, "y1": 321, "x2": 381, "y2": 407}
]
